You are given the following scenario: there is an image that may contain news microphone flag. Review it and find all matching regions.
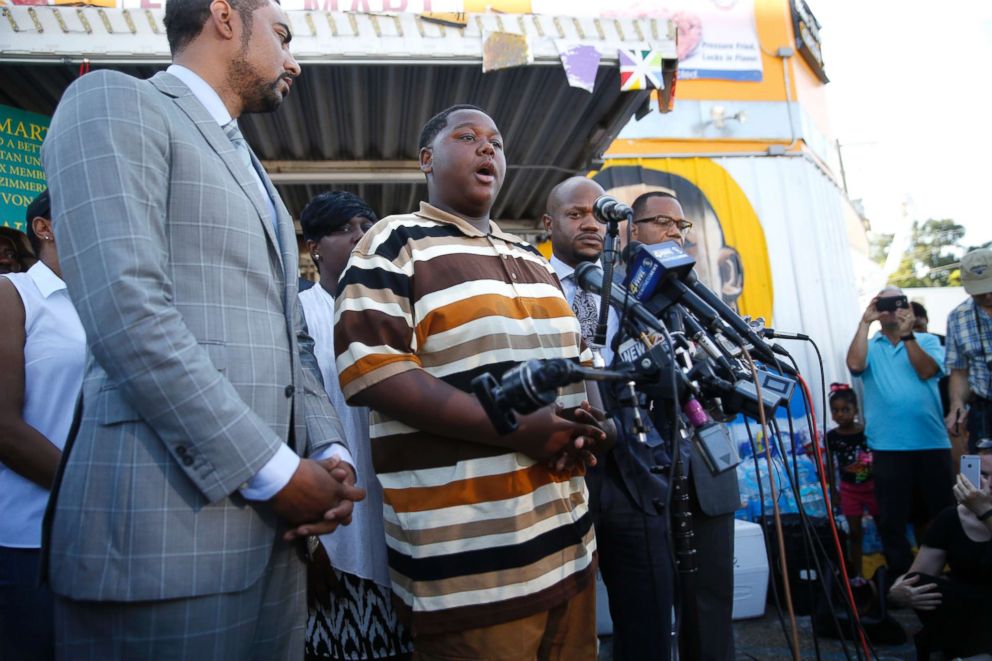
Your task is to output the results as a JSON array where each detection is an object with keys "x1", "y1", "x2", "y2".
[{"x1": 618, "y1": 49, "x2": 664, "y2": 91}]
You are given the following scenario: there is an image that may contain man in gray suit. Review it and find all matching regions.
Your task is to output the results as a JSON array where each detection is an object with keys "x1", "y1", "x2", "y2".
[{"x1": 41, "y1": 0, "x2": 365, "y2": 657}]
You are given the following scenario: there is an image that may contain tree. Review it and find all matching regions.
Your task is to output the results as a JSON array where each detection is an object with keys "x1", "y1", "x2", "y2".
[
  {"x1": 869, "y1": 232, "x2": 893, "y2": 265},
  {"x1": 887, "y1": 219, "x2": 965, "y2": 287}
]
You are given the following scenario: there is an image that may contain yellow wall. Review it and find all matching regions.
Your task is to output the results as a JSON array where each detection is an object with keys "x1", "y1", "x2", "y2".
[{"x1": 596, "y1": 158, "x2": 775, "y2": 324}]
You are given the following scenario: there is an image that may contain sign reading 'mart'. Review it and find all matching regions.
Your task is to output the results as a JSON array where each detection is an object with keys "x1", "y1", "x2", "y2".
[{"x1": 0, "y1": 105, "x2": 49, "y2": 233}]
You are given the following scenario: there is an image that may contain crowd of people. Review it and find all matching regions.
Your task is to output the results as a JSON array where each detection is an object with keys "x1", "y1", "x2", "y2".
[
  {"x1": 833, "y1": 259, "x2": 992, "y2": 659},
  {"x1": 1, "y1": 1, "x2": 991, "y2": 660}
]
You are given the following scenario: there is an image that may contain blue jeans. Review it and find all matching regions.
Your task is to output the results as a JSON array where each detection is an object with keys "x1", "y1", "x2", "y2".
[{"x1": 0, "y1": 545, "x2": 54, "y2": 660}]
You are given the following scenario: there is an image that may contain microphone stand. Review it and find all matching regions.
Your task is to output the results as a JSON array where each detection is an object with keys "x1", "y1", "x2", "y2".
[{"x1": 594, "y1": 214, "x2": 623, "y2": 348}]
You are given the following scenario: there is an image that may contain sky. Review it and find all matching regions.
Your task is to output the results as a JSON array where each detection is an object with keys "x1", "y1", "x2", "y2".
[{"x1": 810, "y1": 0, "x2": 992, "y2": 250}]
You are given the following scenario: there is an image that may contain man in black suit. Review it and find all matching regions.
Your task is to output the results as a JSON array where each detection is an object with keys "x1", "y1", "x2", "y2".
[
  {"x1": 632, "y1": 191, "x2": 740, "y2": 661},
  {"x1": 544, "y1": 178, "x2": 680, "y2": 660}
]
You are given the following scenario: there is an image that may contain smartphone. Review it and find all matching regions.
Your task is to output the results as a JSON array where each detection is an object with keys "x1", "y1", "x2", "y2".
[
  {"x1": 961, "y1": 454, "x2": 982, "y2": 488},
  {"x1": 876, "y1": 295, "x2": 909, "y2": 313}
]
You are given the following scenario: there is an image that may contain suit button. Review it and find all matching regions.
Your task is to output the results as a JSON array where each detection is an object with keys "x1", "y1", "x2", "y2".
[
  {"x1": 182, "y1": 455, "x2": 195, "y2": 467},
  {"x1": 176, "y1": 445, "x2": 188, "y2": 456},
  {"x1": 284, "y1": 385, "x2": 295, "y2": 398}
]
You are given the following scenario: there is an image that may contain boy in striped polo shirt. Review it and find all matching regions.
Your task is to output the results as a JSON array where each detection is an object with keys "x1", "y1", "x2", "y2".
[{"x1": 334, "y1": 105, "x2": 612, "y2": 658}]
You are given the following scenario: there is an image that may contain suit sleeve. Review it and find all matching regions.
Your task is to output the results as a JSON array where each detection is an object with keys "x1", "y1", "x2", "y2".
[
  {"x1": 43, "y1": 71, "x2": 283, "y2": 503},
  {"x1": 294, "y1": 295, "x2": 349, "y2": 459}
]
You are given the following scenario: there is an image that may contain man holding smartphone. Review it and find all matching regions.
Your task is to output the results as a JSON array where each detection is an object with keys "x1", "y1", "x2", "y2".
[
  {"x1": 945, "y1": 248, "x2": 992, "y2": 453},
  {"x1": 846, "y1": 286, "x2": 953, "y2": 576}
]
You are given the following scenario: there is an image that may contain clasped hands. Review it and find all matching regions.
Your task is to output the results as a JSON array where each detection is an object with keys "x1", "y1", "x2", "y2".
[
  {"x1": 271, "y1": 456, "x2": 366, "y2": 541},
  {"x1": 512, "y1": 400, "x2": 615, "y2": 472}
]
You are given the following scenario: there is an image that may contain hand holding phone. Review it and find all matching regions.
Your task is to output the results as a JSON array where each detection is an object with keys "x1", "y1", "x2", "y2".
[{"x1": 961, "y1": 454, "x2": 982, "y2": 489}]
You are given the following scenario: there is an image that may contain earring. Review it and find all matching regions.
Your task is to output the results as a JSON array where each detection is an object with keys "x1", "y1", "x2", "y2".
[{"x1": 313, "y1": 253, "x2": 320, "y2": 261}]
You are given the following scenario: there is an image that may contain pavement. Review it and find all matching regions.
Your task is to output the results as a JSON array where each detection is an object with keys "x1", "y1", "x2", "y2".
[
  {"x1": 599, "y1": 606, "x2": 921, "y2": 660},
  {"x1": 597, "y1": 551, "x2": 922, "y2": 660}
]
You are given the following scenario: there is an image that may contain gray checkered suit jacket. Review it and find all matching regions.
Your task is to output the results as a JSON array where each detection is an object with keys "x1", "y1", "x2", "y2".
[{"x1": 41, "y1": 70, "x2": 347, "y2": 602}]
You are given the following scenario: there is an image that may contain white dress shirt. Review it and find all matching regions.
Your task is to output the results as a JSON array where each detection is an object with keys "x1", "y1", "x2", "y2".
[
  {"x1": 165, "y1": 64, "x2": 352, "y2": 500},
  {"x1": 550, "y1": 254, "x2": 621, "y2": 366},
  {"x1": 299, "y1": 285, "x2": 391, "y2": 587},
  {"x1": 1, "y1": 262, "x2": 86, "y2": 547}
]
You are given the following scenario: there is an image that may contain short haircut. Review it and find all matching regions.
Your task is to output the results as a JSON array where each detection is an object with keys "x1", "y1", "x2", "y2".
[
  {"x1": 828, "y1": 384, "x2": 859, "y2": 409},
  {"x1": 25, "y1": 189, "x2": 50, "y2": 256},
  {"x1": 544, "y1": 176, "x2": 600, "y2": 216},
  {"x1": 299, "y1": 191, "x2": 377, "y2": 242},
  {"x1": 418, "y1": 104, "x2": 486, "y2": 151},
  {"x1": 164, "y1": 0, "x2": 268, "y2": 55},
  {"x1": 911, "y1": 301, "x2": 927, "y2": 319},
  {"x1": 632, "y1": 190, "x2": 677, "y2": 220}
]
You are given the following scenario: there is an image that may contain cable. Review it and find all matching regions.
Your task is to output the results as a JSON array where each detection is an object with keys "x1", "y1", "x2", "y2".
[
  {"x1": 771, "y1": 417, "x2": 825, "y2": 661},
  {"x1": 774, "y1": 338, "x2": 874, "y2": 660},
  {"x1": 744, "y1": 418, "x2": 791, "y2": 647},
  {"x1": 797, "y1": 373, "x2": 874, "y2": 660},
  {"x1": 742, "y1": 348, "x2": 802, "y2": 661},
  {"x1": 773, "y1": 416, "x2": 855, "y2": 661}
]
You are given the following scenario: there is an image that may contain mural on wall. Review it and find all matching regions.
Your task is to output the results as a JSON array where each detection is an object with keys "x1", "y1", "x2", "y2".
[
  {"x1": 591, "y1": 160, "x2": 774, "y2": 323},
  {"x1": 593, "y1": 165, "x2": 743, "y2": 308}
]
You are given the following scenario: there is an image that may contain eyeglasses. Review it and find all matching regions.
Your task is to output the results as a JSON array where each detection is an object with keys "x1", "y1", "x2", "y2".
[{"x1": 632, "y1": 215, "x2": 693, "y2": 232}]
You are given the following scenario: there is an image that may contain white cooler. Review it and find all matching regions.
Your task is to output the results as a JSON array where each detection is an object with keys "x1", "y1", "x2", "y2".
[{"x1": 732, "y1": 519, "x2": 769, "y2": 620}]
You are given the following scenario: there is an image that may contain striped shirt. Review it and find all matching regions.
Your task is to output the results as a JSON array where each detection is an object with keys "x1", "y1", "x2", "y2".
[
  {"x1": 946, "y1": 297, "x2": 992, "y2": 399},
  {"x1": 334, "y1": 202, "x2": 597, "y2": 635}
]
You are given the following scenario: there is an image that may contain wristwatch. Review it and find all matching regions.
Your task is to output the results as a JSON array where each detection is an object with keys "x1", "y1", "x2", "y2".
[{"x1": 900, "y1": 333, "x2": 915, "y2": 342}]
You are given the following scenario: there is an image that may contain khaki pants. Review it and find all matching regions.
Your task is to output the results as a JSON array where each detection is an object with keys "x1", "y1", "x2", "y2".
[{"x1": 412, "y1": 581, "x2": 597, "y2": 661}]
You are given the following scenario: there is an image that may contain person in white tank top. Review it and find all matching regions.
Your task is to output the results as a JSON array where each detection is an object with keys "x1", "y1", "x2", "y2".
[{"x1": 0, "y1": 190, "x2": 85, "y2": 660}]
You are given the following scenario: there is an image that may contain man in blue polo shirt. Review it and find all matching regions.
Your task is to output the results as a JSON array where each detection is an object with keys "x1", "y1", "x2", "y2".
[{"x1": 846, "y1": 286, "x2": 953, "y2": 576}]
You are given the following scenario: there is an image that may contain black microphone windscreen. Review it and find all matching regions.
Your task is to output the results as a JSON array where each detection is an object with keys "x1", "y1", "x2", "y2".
[
  {"x1": 592, "y1": 195, "x2": 633, "y2": 224},
  {"x1": 573, "y1": 261, "x2": 602, "y2": 292},
  {"x1": 621, "y1": 240, "x2": 644, "y2": 265}
]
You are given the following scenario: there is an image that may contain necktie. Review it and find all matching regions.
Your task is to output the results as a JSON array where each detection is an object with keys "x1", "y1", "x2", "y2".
[
  {"x1": 223, "y1": 119, "x2": 255, "y2": 175},
  {"x1": 571, "y1": 282, "x2": 599, "y2": 347},
  {"x1": 224, "y1": 119, "x2": 280, "y2": 250}
]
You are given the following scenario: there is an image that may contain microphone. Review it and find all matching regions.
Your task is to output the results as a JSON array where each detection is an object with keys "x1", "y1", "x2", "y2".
[
  {"x1": 761, "y1": 328, "x2": 810, "y2": 341},
  {"x1": 680, "y1": 271, "x2": 794, "y2": 371},
  {"x1": 622, "y1": 241, "x2": 796, "y2": 375},
  {"x1": 622, "y1": 241, "x2": 747, "y2": 345},
  {"x1": 573, "y1": 261, "x2": 666, "y2": 336},
  {"x1": 592, "y1": 195, "x2": 634, "y2": 224}
]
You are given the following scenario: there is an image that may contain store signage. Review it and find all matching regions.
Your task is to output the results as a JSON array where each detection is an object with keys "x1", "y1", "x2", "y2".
[
  {"x1": 534, "y1": 0, "x2": 763, "y2": 82},
  {"x1": 790, "y1": 0, "x2": 828, "y2": 83},
  {"x1": 0, "y1": 105, "x2": 49, "y2": 233}
]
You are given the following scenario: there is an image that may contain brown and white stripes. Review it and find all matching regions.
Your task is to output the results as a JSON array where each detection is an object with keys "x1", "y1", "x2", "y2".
[{"x1": 334, "y1": 202, "x2": 597, "y2": 635}]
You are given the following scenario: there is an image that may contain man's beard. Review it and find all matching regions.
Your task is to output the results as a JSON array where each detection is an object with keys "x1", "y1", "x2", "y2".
[{"x1": 228, "y1": 53, "x2": 285, "y2": 114}]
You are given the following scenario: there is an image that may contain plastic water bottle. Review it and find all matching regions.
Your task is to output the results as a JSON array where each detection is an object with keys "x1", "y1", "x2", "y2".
[
  {"x1": 799, "y1": 483, "x2": 827, "y2": 519},
  {"x1": 861, "y1": 516, "x2": 882, "y2": 554}
]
